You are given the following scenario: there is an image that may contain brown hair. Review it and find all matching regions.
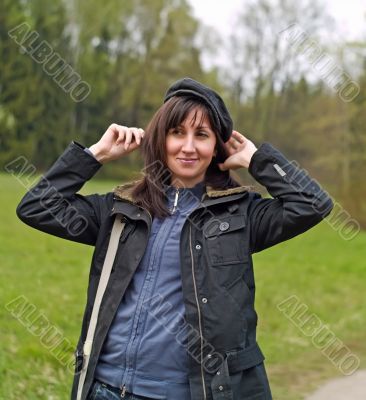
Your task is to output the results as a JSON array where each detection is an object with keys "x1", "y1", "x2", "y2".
[{"x1": 131, "y1": 95, "x2": 244, "y2": 218}]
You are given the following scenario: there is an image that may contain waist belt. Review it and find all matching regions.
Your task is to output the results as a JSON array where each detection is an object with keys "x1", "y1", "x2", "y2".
[
  {"x1": 210, "y1": 342, "x2": 265, "y2": 400},
  {"x1": 227, "y1": 341, "x2": 265, "y2": 373}
]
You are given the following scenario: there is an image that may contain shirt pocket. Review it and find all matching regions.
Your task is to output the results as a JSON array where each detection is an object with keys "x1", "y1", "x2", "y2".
[{"x1": 203, "y1": 214, "x2": 247, "y2": 266}]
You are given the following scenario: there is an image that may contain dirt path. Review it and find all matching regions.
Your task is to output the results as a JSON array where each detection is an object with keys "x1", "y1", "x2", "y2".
[{"x1": 305, "y1": 370, "x2": 366, "y2": 400}]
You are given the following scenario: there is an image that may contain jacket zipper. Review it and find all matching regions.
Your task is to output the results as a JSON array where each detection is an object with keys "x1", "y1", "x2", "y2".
[
  {"x1": 112, "y1": 198, "x2": 152, "y2": 399},
  {"x1": 189, "y1": 224, "x2": 207, "y2": 400},
  {"x1": 123, "y1": 208, "x2": 151, "y2": 398},
  {"x1": 171, "y1": 187, "x2": 179, "y2": 214},
  {"x1": 115, "y1": 196, "x2": 208, "y2": 397}
]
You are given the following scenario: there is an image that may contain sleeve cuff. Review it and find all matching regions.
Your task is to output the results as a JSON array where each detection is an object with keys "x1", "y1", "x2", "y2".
[
  {"x1": 83, "y1": 146, "x2": 97, "y2": 160},
  {"x1": 70, "y1": 141, "x2": 102, "y2": 166},
  {"x1": 248, "y1": 143, "x2": 277, "y2": 175}
]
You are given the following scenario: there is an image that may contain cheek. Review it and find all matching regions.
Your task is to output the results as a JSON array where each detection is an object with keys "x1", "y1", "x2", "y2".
[
  {"x1": 165, "y1": 137, "x2": 179, "y2": 156},
  {"x1": 198, "y1": 142, "x2": 216, "y2": 160}
]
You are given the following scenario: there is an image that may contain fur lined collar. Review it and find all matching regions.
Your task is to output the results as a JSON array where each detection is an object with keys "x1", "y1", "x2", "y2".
[{"x1": 113, "y1": 178, "x2": 253, "y2": 203}]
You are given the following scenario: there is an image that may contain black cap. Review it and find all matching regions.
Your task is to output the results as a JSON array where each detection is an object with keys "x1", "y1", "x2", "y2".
[{"x1": 164, "y1": 77, "x2": 233, "y2": 143}]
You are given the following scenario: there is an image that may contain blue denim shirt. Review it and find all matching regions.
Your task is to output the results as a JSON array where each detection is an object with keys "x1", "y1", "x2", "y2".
[{"x1": 94, "y1": 178, "x2": 205, "y2": 400}]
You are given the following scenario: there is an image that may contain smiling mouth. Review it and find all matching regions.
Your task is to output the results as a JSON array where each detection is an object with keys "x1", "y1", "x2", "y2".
[{"x1": 177, "y1": 158, "x2": 199, "y2": 164}]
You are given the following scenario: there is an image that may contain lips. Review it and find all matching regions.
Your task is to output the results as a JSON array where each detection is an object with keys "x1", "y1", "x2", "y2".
[{"x1": 177, "y1": 158, "x2": 198, "y2": 165}]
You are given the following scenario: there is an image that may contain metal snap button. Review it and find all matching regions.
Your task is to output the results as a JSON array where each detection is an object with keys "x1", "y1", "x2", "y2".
[
  {"x1": 195, "y1": 244, "x2": 201, "y2": 250},
  {"x1": 219, "y1": 385, "x2": 224, "y2": 391},
  {"x1": 216, "y1": 371, "x2": 220, "y2": 375},
  {"x1": 202, "y1": 297, "x2": 208, "y2": 303},
  {"x1": 219, "y1": 222, "x2": 230, "y2": 231},
  {"x1": 136, "y1": 213, "x2": 141, "y2": 217}
]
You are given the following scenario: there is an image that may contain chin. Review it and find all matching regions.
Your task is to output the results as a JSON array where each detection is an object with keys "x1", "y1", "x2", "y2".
[{"x1": 172, "y1": 169, "x2": 205, "y2": 183}]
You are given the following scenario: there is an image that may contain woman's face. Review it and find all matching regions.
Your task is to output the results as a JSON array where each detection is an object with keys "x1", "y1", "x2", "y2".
[{"x1": 165, "y1": 108, "x2": 217, "y2": 188}]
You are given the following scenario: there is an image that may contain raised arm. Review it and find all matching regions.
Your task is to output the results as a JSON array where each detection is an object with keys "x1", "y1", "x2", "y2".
[
  {"x1": 16, "y1": 141, "x2": 107, "y2": 246},
  {"x1": 16, "y1": 124, "x2": 145, "y2": 246},
  {"x1": 247, "y1": 142, "x2": 333, "y2": 253},
  {"x1": 218, "y1": 131, "x2": 334, "y2": 253}
]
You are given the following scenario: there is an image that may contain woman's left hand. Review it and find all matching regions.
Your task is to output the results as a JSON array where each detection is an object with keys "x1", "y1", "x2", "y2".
[{"x1": 217, "y1": 130, "x2": 258, "y2": 170}]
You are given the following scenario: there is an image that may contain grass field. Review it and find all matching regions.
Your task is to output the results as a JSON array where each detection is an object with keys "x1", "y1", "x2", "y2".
[{"x1": 1, "y1": 171, "x2": 365, "y2": 399}]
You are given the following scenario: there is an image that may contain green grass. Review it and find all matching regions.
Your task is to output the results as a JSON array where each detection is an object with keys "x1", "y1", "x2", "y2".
[{"x1": 1, "y1": 172, "x2": 365, "y2": 399}]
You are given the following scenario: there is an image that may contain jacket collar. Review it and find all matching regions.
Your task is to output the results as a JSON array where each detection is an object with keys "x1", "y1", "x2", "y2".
[{"x1": 113, "y1": 178, "x2": 253, "y2": 204}]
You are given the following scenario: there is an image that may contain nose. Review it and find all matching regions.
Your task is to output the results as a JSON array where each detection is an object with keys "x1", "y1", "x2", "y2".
[{"x1": 181, "y1": 133, "x2": 196, "y2": 153}]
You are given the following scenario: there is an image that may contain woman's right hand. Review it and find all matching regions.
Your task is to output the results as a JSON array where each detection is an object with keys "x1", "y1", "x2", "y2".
[{"x1": 88, "y1": 124, "x2": 145, "y2": 164}]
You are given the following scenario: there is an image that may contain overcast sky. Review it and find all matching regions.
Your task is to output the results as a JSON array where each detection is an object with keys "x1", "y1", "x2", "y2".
[
  {"x1": 187, "y1": 0, "x2": 366, "y2": 39},
  {"x1": 187, "y1": 0, "x2": 366, "y2": 69}
]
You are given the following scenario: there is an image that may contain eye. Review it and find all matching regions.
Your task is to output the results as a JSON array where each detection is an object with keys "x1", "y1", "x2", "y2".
[
  {"x1": 171, "y1": 128, "x2": 183, "y2": 135},
  {"x1": 197, "y1": 131, "x2": 209, "y2": 137}
]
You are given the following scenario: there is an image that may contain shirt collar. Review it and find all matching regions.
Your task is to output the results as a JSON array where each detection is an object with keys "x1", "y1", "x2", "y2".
[
  {"x1": 163, "y1": 180, "x2": 206, "y2": 204},
  {"x1": 164, "y1": 179, "x2": 205, "y2": 193}
]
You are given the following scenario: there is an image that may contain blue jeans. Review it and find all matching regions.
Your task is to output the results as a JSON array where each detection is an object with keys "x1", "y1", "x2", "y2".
[{"x1": 87, "y1": 380, "x2": 158, "y2": 400}]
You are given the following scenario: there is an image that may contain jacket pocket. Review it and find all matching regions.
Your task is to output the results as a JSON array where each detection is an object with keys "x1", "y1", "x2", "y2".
[
  {"x1": 93, "y1": 218, "x2": 135, "y2": 272},
  {"x1": 203, "y1": 214, "x2": 247, "y2": 266},
  {"x1": 119, "y1": 218, "x2": 136, "y2": 243},
  {"x1": 223, "y1": 273, "x2": 252, "y2": 312}
]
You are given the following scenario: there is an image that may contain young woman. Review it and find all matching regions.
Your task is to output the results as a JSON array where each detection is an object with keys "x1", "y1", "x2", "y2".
[{"x1": 16, "y1": 78, "x2": 333, "y2": 400}]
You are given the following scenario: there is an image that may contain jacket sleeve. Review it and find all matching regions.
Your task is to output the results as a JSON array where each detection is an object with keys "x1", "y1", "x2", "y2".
[
  {"x1": 247, "y1": 142, "x2": 334, "y2": 253},
  {"x1": 16, "y1": 141, "x2": 108, "y2": 246}
]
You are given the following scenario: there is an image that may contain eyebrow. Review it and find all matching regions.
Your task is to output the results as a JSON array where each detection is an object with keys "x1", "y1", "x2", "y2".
[
  {"x1": 197, "y1": 125, "x2": 211, "y2": 129},
  {"x1": 177, "y1": 124, "x2": 212, "y2": 130}
]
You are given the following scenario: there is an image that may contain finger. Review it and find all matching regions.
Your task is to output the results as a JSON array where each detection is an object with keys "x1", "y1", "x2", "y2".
[
  {"x1": 109, "y1": 123, "x2": 120, "y2": 141},
  {"x1": 124, "y1": 128, "x2": 133, "y2": 150},
  {"x1": 228, "y1": 137, "x2": 239, "y2": 149},
  {"x1": 116, "y1": 125, "x2": 126, "y2": 145},
  {"x1": 232, "y1": 130, "x2": 246, "y2": 143},
  {"x1": 110, "y1": 123, "x2": 119, "y2": 133},
  {"x1": 130, "y1": 128, "x2": 142, "y2": 145}
]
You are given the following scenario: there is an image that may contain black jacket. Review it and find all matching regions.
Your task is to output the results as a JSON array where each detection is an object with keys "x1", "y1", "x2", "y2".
[{"x1": 16, "y1": 141, "x2": 333, "y2": 400}]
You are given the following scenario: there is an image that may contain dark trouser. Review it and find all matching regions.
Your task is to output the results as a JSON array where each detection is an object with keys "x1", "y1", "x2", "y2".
[{"x1": 87, "y1": 380, "x2": 158, "y2": 400}]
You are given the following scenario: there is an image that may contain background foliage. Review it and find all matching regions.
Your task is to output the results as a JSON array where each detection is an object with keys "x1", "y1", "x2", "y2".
[{"x1": 1, "y1": 1, "x2": 365, "y2": 398}]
